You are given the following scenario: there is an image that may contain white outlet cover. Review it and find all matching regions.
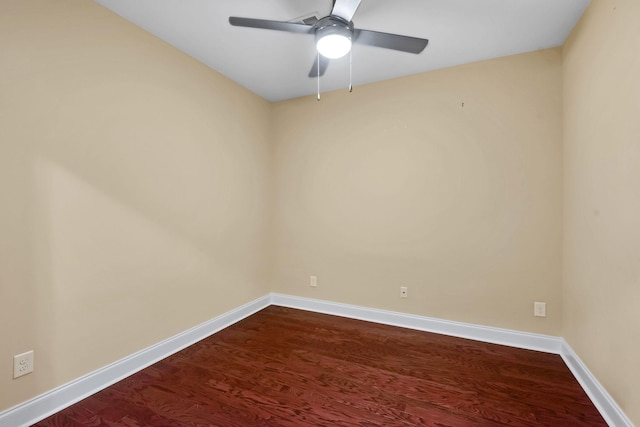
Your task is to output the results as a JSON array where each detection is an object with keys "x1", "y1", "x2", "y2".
[
  {"x1": 13, "y1": 350, "x2": 34, "y2": 379},
  {"x1": 534, "y1": 302, "x2": 547, "y2": 318},
  {"x1": 400, "y1": 287, "x2": 408, "y2": 298}
]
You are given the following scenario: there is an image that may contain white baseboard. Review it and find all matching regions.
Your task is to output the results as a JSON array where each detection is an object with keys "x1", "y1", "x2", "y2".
[
  {"x1": 560, "y1": 339, "x2": 634, "y2": 427},
  {"x1": 270, "y1": 294, "x2": 633, "y2": 427},
  {"x1": 0, "y1": 295, "x2": 271, "y2": 427},
  {"x1": 1, "y1": 293, "x2": 632, "y2": 427},
  {"x1": 269, "y1": 294, "x2": 563, "y2": 354}
]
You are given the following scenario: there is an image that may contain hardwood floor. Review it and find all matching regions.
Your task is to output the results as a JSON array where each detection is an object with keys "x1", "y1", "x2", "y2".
[{"x1": 35, "y1": 306, "x2": 607, "y2": 426}]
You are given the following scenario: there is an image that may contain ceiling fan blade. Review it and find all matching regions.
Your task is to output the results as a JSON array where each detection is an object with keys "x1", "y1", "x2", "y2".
[
  {"x1": 331, "y1": 0, "x2": 362, "y2": 22},
  {"x1": 229, "y1": 17, "x2": 314, "y2": 34},
  {"x1": 354, "y1": 29, "x2": 428, "y2": 54},
  {"x1": 308, "y1": 55, "x2": 330, "y2": 78}
]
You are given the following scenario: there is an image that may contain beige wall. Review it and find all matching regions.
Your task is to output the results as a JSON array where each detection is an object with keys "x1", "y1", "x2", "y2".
[
  {"x1": 0, "y1": 0, "x2": 271, "y2": 411},
  {"x1": 2, "y1": 0, "x2": 635, "y2": 422},
  {"x1": 272, "y1": 49, "x2": 563, "y2": 335},
  {"x1": 563, "y1": 0, "x2": 640, "y2": 424}
]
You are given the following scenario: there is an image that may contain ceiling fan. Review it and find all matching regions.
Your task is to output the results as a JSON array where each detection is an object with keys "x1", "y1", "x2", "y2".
[{"x1": 229, "y1": 0, "x2": 429, "y2": 78}]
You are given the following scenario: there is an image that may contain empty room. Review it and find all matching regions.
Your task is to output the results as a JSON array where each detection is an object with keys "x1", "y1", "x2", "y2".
[{"x1": 1, "y1": 0, "x2": 638, "y2": 425}]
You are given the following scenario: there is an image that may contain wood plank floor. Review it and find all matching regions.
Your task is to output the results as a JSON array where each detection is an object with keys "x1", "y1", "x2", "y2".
[{"x1": 35, "y1": 306, "x2": 607, "y2": 426}]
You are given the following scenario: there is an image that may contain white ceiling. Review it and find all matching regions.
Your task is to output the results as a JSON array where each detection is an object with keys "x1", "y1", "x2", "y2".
[{"x1": 94, "y1": 0, "x2": 590, "y2": 102}]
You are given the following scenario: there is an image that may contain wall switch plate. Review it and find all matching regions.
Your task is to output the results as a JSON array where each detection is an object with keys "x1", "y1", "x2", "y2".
[
  {"x1": 400, "y1": 286, "x2": 408, "y2": 298},
  {"x1": 13, "y1": 350, "x2": 34, "y2": 379},
  {"x1": 310, "y1": 275, "x2": 317, "y2": 287},
  {"x1": 534, "y1": 302, "x2": 547, "y2": 317}
]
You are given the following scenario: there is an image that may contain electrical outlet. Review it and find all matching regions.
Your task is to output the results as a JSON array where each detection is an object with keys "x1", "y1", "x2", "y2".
[
  {"x1": 310, "y1": 275, "x2": 317, "y2": 287},
  {"x1": 400, "y1": 286, "x2": 408, "y2": 298},
  {"x1": 13, "y1": 350, "x2": 34, "y2": 379},
  {"x1": 534, "y1": 302, "x2": 546, "y2": 318}
]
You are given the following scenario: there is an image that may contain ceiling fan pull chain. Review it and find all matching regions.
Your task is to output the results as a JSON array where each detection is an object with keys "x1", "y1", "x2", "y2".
[
  {"x1": 317, "y1": 51, "x2": 321, "y2": 101},
  {"x1": 349, "y1": 49, "x2": 353, "y2": 93}
]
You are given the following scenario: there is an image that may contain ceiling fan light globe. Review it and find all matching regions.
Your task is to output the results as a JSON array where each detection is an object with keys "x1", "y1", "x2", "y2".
[{"x1": 317, "y1": 34, "x2": 352, "y2": 59}]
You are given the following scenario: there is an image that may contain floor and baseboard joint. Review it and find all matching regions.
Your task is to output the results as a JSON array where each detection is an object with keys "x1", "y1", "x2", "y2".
[{"x1": 0, "y1": 293, "x2": 631, "y2": 427}]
